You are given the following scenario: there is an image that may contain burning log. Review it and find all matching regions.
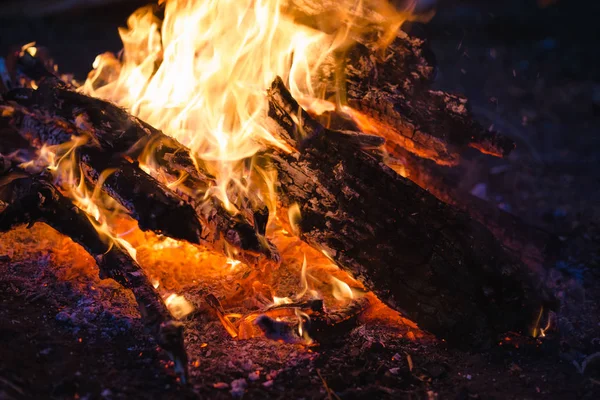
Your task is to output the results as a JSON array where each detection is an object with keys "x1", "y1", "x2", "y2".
[
  {"x1": 319, "y1": 33, "x2": 515, "y2": 165},
  {"x1": 2, "y1": 87, "x2": 278, "y2": 260},
  {"x1": 267, "y1": 76, "x2": 554, "y2": 347},
  {"x1": 0, "y1": 170, "x2": 188, "y2": 382},
  {"x1": 79, "y1": 148, "x2": 205, "y2": 244},
  {"x1": 0, "y1": 103, "x2": 206, "y2": 244}
]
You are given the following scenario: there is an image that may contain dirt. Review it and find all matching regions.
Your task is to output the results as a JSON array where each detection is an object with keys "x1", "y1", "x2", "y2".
[{"x1": 2, "y1": 0, "x2": 600, "y2": 399}]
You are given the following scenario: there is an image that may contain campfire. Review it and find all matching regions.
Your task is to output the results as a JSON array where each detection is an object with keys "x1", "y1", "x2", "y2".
[{"x1": 0, "y1": 0, "x2": 555, "y2": 392}]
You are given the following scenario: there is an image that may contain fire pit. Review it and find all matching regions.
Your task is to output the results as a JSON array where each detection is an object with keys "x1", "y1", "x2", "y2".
[{"x1": 1, "y1": 1, "x2": 598, "y2": 399}]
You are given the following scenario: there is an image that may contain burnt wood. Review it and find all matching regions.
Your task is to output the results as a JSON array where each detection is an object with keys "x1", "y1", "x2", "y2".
[
  {"x1": 318, "y1": 32, "x2": 515, "y2": 165},
  {"x1": 251, "y1": 297, "x2": 370, "y2": 345},
  {"x1": 0, "y1": 170, "x2": 188, "y2": 382},
  {"x1": 0, "y1": 103, "x2": 206, "y2": 245},
  {"x1": 386, "y1": 145, "x2": 558, "y2": 270},
  {"x1": 79, "y1": 148, "x2": 205, "y2": 244},
  {"x1": 267, "y1": 76, "x2": 554, "y2": 347},
  {"x1": 1, "y1": 92, "x2": 278, "y2": 260},
  {"x1": 308, "y1": 296, "x2": 371, "y2": 344}
]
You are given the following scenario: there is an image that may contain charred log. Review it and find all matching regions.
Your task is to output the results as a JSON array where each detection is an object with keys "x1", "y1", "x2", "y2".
[
  {"x1": 308, "y1": 296, "x2": 370, "y2": 344},
  {"x1": 388, "y1": 145, "x2": 558, "y2": 269},
  {"x1": 0, "y1": 103, "x2": 206, "y2": 244},
  {"x1": 318, "y1": 32, "x2": 515, "y2": 165},
  {"x1": 0, "y1": 170, "x2": 188, "y2": 382},
  {"x1": 78, "y1": 148, "x2": 205, "y2": 245},
  {"x1": 267, "y1": 76, "x2": 554, "y2": 347},
  {"x1": 0, "y1": 95, "x2": 278, "y2": 260},
  {"x1": 0, "y1": 118, "x2": 37, "y2": 161}
]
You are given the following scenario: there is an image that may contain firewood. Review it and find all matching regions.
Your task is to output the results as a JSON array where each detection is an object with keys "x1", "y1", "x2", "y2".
[
  {"x1": 307, "y1": 297, "x2": 371, "y2": 344},
  {"x1": 1, "y1": 93, "x2": 278, "y2": 260},
  {"x1": 0, "y1": 118, "x2": 36, "y2": 161},
  {"x1": 79, "y1": 148, "x2": 205, "y2": 244},
  {"x1": 0, "y1": 103, "x2": 206, "y2": 245},
  {"x1": 316, "y1": 32, "x2": 515, "y2": 165},
  {"x1": 387, "y1": 145, "x2": 558, "y2": 269},
  {"x1": 0, "y1": 170, "x2": 188, "y2": 382},
  {"x1": 266, "y1": 76, "x2": 555, "y2": 347}
]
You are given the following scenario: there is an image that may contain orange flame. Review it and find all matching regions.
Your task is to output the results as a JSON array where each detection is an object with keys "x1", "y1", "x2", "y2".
[
  {"x1": 82, "y1": 0, "x2": 416, "y2": 211},
  {"x1": 11, "y1": 0, "x2": 427, "y2": 345},
  {"x1": 20, "y1": 137, "x2": 137, "y2": 259}
]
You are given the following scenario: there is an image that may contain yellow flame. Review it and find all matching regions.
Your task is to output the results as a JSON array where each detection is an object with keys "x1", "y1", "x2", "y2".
[
  {"x1": 331, "y1": 275, "x2": 354, "y2": 301},
  {"x1": 151, "y1": 236, "x2": 184, "y2": 250},
  {"x1": 295, "y1": 307, "x2": 312, "y2": 344},
  {"x1": 272, "y1": 296, "x2": 294, "y2": 306},
  {"x1": 83, "y1": 0, "x2": 415, "y2": 211},
  {"x1": 20, "y1": 42, "x2": 37, "y2": 57},
  {"x1": 287, "y1": 203, "x2": 302, "y2": 236},
  {"x1": 21, "y1": 137, "x2": 138, "y2": 260},
  {"x1": 226, "y1": 258, "x2": 242, "y2": 270},
  {"x1": 531, "y1": 306, "x2": 544, "y2": 338}
]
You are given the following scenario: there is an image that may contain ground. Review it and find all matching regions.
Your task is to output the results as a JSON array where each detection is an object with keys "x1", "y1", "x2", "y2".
[{"x1": 1, "y1": 0, "x2": 600, "y2": 399}]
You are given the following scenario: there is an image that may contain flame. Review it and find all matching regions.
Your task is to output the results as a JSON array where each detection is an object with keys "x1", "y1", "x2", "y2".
[
  {"x1": 295, "y1": 308, "x2": 312, "y2": 345},
  {"x1": 164, "y1": 293, "x2": 195, "y2": 319},
  {"x1": 287, "y1": 203, "x2": 302, "y2": 237},
  {"x1": 226, "y1": 258, "x2": 242, "y2": 270},
  {"x1": 4, "y1": 0, "x2": 429, "y2": 347},
  {"x1": 20, "y1": 137, "x2": 138, "y2": 260},
  {"x1": 272, "y1": 296, "x2": 294, "y2": 306},
  {"x1": 82, "y1": 0, "x2": 416, "y2": 210},
  {"x1": 331, "y1": 275, "x2": 354, "y2": 301},
  {"x1": 20, "y1": 42, "x2": 38, "y2": 58}
]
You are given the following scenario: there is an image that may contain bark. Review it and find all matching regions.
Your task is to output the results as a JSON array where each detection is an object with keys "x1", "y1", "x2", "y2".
[
  {"x1": 267, "y1": 76, "x2": 555, "y2": 347},
  {"x1": 79, "y1": 148, "x2": 205, "y2": 244},
  {"x1": 0, "y1": 170, "x2": 188, "y2": 382}
]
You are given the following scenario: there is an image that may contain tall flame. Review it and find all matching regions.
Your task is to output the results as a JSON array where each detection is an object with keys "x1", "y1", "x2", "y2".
[{"x1": 82, "y1": 0, "x2": 415, "y2": 208}]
